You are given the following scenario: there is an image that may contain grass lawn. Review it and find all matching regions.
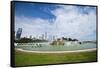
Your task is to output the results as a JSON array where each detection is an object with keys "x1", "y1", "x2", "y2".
[{"x1": 15, "y1": 50, "x2": 97, "y2": 66}]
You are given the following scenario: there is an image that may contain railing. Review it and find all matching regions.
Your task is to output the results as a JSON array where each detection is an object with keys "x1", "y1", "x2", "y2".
[{"x1": 15, "y1": 43, "x2": 48, "y2": 46}]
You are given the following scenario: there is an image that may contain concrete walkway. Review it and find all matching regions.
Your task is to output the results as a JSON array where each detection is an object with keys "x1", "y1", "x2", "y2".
[{"x1": 16, "y1": 48, "x2": 97, "y2": 53}]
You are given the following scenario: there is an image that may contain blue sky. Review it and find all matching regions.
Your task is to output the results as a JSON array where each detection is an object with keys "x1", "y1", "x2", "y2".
[
  {"x1": 15, "y1": 2, "x2": 58, "y2": 21},
  {"x1": 15, "y1": 2, "x2": 96, "y2": 41}
]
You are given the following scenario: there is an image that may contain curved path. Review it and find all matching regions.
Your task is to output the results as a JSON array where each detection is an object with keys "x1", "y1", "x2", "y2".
[{"x1": 16, "y1": 48, "x2": 97, "y2": 53}]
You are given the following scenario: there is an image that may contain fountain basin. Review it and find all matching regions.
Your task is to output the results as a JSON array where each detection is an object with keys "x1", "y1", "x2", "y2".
[{"x1": 15, "y1": 42, "x2": 96, "y2": 52}]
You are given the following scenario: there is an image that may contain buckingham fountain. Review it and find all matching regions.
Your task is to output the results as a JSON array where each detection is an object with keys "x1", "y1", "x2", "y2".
[{"x1": 15, "y1": 37, "x2": 97, "y2": 53}]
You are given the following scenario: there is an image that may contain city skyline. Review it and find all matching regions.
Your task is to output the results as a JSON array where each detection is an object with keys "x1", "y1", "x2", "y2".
[
  {"x1": 15, "y1": 2, "x2": 97, "y2": 41},
  {"x1": 15, "y1": 28, "x2": 57, "y2": 41}
]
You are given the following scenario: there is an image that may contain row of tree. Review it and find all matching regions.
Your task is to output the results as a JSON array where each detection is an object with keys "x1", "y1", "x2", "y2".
[
  {"x1": 62, "y1": 37, "x2": 78, "y2": 41},
  {"x1": 15, "y1": 37, "x2": 79, "y2": 43},
  {"x1": 15, "y1": 37, "x2": 48, "y2": 43}
]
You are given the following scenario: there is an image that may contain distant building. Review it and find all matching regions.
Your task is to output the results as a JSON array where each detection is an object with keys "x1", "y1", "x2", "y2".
[
  {"x1": 53, "y1": 35, "x2": 55, "y2": 40},
  {"x1": 45, "y1": 32, "x2": 47, "y2": 40},
  {"x1": 41, "y1": 34, "x2": 44, "y2": 40},
  {"x1": 16, "y1": 28, "x2": 22, "y2": 40},
  {"x1": 30, "y1": 35, "x2": 32, "y2": 39}
]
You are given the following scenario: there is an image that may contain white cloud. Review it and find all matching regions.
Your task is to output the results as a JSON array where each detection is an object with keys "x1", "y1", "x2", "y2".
[{"x1": 15, "y1": 5, "x2": 96, "y2": 41}]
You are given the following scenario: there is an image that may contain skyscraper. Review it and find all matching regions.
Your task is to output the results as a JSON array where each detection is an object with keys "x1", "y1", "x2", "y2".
[
  {"x1": 16, "y1": 28, "x2": 22, "y2": 40},
  {"x1": 30, "y1": 35, "x2": 32, "y2": 39},
  {"x1": 45, "y1": 32, "x2": 47, "y2": 40},
  {"x1": 41, "y1": 34, "x2": 44, "y2": 40}
]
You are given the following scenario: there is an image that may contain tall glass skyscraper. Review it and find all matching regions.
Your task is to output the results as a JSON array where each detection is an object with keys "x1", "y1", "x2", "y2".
[{"x1": 16, "y1": 28, "x2": 22, "y2": 39}]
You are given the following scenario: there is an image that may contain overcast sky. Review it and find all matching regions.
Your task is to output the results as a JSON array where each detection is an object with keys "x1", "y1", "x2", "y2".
[{"x1": 15, "y1": 2, "x2": 97, "y2": 41}]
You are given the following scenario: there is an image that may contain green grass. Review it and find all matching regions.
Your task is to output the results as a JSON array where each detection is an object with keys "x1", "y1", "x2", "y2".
[{"x1": 15, "y1": 50, "x2": 97, "y2": 66}]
